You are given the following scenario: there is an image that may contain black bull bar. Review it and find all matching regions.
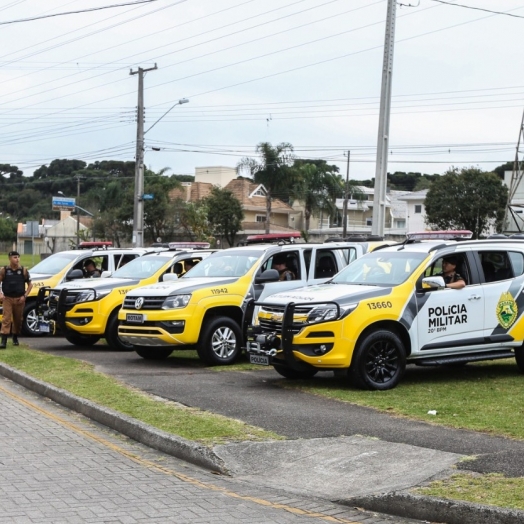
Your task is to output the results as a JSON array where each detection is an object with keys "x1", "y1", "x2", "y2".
[
  {"x1": 36, "y1": 286, "x2": 97, "y2": 334},
  {"x1": 241, "y1": 298, "x2": 341, "y2": 371}
]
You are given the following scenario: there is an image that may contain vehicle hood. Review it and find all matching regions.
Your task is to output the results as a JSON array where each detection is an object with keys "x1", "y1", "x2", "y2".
[
  {"x1": 126, "y1": 277, "x2": 238, "y2": 297},
  {"x1": 52, "y1": 277, "x2": 142, "y2": 291},
  {"x1": 30, "y1": 273, "x2": 54, "y2": 281},
  {"x1": 260, "y1": 283, "x2": 393, "y2": 306}
]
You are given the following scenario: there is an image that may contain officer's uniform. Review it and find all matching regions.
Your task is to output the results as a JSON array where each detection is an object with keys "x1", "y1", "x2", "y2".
[{"x1": 0, "y1": 251, "x2": 32, "y2": 348}]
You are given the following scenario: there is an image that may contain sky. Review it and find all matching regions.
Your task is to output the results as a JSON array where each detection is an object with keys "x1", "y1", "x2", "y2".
[{"x1": 1, "y1": 0, "x2": 523, "y2": 183}]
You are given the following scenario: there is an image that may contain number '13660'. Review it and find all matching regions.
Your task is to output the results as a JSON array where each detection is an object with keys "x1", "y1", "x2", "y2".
[{"x1": 367, "y1": 301, "x2": 392, "y2": 310}]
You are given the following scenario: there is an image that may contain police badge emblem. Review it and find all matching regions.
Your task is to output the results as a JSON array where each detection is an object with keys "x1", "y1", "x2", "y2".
[{"x1": 496, "y1": 291, "x2": 518, "y2": 329}]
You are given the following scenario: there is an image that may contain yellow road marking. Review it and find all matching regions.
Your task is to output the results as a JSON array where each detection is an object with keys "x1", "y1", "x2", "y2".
[{"x1": 0, "y1": 384, "x2": 362, "y2": 523}]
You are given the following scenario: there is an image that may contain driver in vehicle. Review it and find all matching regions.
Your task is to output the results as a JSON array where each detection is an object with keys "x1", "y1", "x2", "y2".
[
  {"x1": 272, "y1": 254, "x2": 295, "y2": 281},
  {"x1": 438, "y1": 256, "x2": 465, "y2": 289},
  {"x1": 83, "y1": 259, "x2": 101, "y2": 278}
]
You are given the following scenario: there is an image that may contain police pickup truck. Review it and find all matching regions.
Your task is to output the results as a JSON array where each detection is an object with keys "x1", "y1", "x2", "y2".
[
  {"x1": 6, "y1": 246, "x2": 149, "y2": 336},
  {"x1": 245, "y1": 238, "x2": 524, "y2": 389},
  {"x1": 118, "y1": 241, "x2": 387, "y2": 365},
  {"x1": 36, "y1": 250, "x2": 215, "y2": 350}
]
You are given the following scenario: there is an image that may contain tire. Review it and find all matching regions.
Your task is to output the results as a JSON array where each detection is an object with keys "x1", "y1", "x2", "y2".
[
  {"x1": 348, "y1": 330, "x2": 406, "y2": 390},
  {"x1": 135, "y1": 347, "x2": 173, "y2": 360},
  {"x1": 22, "y1": 301, "x2": 44, "y2": 337},
  {"x1": 273, "y1": 363, "x2": 318, "y2": 380},
  {"x1": 197, "y1": 317, "x2": 242, "y2": 365},
  {"x1": 64, "y1": 333, "x2": 101, "y2": 347},
  {"x1": 515, "y1": 346, "x2": 524, "y2": 373},
  {"x1": 105, "y1": 311, "x2": 134, "y2": 351}
]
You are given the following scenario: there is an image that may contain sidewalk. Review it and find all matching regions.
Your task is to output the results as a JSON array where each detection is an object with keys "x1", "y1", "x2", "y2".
[
  {"x1": 0, "y1": 369, "x2": 419, "y2": 524},
  {"x1": 1, "y1": 362, "x2": 523, "y2": 524}
]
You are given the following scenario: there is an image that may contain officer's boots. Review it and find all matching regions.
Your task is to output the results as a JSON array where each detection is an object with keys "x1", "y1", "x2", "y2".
[
  {"x1": 0, "y1": 336, "x2": 7, "y2": 349},
  {"x1": 12, "y1": 335, "x2": 19, "y2": 346}
]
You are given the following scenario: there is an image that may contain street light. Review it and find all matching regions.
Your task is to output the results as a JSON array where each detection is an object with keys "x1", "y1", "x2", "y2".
[
  {"x1": 133, "y1": 97, "x2": 189, "y2": 247},
  {"x1": 58, "y1": 188, "x2": 93, "y2": 248}
]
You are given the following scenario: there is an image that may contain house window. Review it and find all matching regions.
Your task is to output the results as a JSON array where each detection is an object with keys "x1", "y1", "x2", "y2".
[
  {"x1": 396, "y1": 220, "x2": 406, "y2": 228},
  {"x1": 256, "y1": 215, "x2": 266, "y2": 222},
  {"x1": 366, "y1": 218, "x2": 372, "y2": 226},
  {"x1": 252, "y1": 188, "x2": 265, "y2": 197},
  {"x1": 414, "y1": 205, "x2": 422, "y2": 214}
]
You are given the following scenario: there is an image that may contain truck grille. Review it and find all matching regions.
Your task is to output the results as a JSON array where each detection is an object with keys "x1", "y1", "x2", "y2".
[
  {"x1": 258, "y1": 304, "x2": 314, "y2": 334},
  {"x1": 123, "y1": 296, "x2": 167, "y2": 310}
]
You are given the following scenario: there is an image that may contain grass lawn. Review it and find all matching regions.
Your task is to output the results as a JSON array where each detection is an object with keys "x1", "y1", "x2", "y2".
[
  {"x1": 285, "y1": 359, "x2": 524, "y2": 439},
  {"x1": 281, "y1": 358, "x2": 524, "y2": 510},
  {"x1": 0, "y1": 345, "x2": 278, "y2": 446}
]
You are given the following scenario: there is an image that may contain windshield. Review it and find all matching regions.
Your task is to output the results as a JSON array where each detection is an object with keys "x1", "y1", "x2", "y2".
[
  {"x1": 183, "y1": 251, "x2": 260, "y2": 278},
  {"x1": 29, "y1": 253, "x2": 78, "y2": 274},
  {"x1": 112, "y1": 255, "x2": 171, "y2": 279},
  {"x1": 331, "y1": 251, "x2": 428, "y2": 286}
]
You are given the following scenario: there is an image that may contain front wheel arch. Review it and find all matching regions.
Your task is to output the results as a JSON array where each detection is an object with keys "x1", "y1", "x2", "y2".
[
  {"x1": 22, "y1": 300, "x2": 44, "y2": 337},
  {"x1": 348, "y1": 329, "x2": 407, "y2": 390},
  {"x1": 197, "y1": 316, "x2": 242, "y2": 365},
  {"x1": 105, "y1": 309, "x2": 134, "y2": 351}
]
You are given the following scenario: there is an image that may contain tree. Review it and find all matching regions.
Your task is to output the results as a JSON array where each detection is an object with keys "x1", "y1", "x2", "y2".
[
  {"x1": 237, "y1": 142, "x2": 296, "y2": 234},
  {"x1": 205, "y1": 187, "x2": 244, "y2": 247},
  {"x1": 178, "y1": 201, "x2": 214, "y2": 242},
  {"x1": 290, "y1": 161, "x2": 344, "y2": 232},
  {"x1": 425, "y1": 167, "x2": 508, "y2": 238},
  {"x1": 0, "y1": 217, "x2": 16, "y2": 242}
]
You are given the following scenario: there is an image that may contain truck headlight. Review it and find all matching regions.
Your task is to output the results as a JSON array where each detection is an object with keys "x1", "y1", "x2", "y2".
[
  {"x1": 306, "y1": 303, "x2": 358, "y2": 324},
  {"x1": 162, "y1": 294, "x2": 191, "y2": 309},
  {"x1": 74, "y1": 289, "x2": 112, "y2": 303}
]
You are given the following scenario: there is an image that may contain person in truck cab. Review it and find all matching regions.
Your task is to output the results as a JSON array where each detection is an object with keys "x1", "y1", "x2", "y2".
[
  {"x1": 272, "y1": 254, "x2": 295, "y2": 281},
  {"x1": 83, "y1": 259, "x2": 101, "y2": 278},
  {"x1": 437, "y1": 256, "x2": 465, "y2": 289}
]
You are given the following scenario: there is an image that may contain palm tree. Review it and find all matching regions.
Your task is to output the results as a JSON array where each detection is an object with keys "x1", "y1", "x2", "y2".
[
  {"x1": 237, "y1": 142, "x2": 295, "y2": 234},
  {"x1": 291, "y1": 160, "x2": 363, "y2": 233}
]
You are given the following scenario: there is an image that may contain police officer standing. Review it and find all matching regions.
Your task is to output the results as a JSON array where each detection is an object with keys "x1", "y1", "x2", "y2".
[{"x1": 0, "y1": 251, "x2": 32, "y2": 349}]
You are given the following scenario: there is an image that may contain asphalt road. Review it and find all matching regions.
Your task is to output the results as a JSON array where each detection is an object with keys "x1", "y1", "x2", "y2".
[{"x1": 25, "y1": 336, "x2": 524, "y2": 478}]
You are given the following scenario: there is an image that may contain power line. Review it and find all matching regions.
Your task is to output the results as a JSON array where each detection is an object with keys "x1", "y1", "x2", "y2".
[
  {"x1": 430, "y1": 0, "x2": 524, "y2": 19},
  {"x1": 0, "y1": 0, "x2": 161, "y2": 26}
]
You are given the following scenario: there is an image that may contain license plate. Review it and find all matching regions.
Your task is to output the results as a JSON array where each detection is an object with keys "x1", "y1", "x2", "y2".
[
  {"x1": 38, "y1": 322, "x2": 50, "y2": 333},
  {"x1": 249, "y1": 354, "x2": 269, "y2": 366},
  {"x1": 126, "y1": 314, "x2": 144, "y2": 323}
]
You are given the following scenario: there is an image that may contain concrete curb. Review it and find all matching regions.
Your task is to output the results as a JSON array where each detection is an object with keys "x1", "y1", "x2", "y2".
[
  {"x1": 345, "y1": 492, "x2": 524, "y2": 524},
  {"x1": 0, "y1": 363, "x2": 229, "y2": 475}
]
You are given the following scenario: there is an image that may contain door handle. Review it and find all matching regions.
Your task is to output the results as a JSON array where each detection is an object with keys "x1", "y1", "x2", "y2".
[{"x1": 468, "y1": 295, "x2": 481, "y2": 301}]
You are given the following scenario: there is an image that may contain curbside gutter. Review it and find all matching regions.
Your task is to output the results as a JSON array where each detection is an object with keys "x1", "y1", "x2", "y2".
[
  {"x1": 0, "y1": 363, "x2": 229, "y2": 475},
  {"x1": 345, "y1": 492, "x2": 524, "y2": 524}
]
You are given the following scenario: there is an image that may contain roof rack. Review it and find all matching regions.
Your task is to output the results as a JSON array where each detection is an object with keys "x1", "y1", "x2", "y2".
[
  {"x1": 324, "y1": 235, "x2": 384, "y2": 243},
  {"x1": 406, "y1": 230, "x2": 473, "y2": 241}
]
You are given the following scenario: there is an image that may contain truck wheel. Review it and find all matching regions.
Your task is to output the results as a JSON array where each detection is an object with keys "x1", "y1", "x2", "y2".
[
  {"x1": 135, "y1": 347, "x2": 173, "y2": 360},
  {"x1": 515, "y1": 346, "x2": 524, "y2": 373},
  {"x1": 197, "y1": 317, "x2": 241, "y2": 365},
  {"x1": 64, "y1": 334, "x2": 101, "y2": 347},
  {"x1": 22, "y1": 301, "x2": 43, "y2": 337},
  {"x1": 348, "y1": 330, "x2": 406, "y2": 390},
  {"x1": 273, "y1": 363, "x2": 318, "y2": 379},
  {"x1": 105, "y1": 311, "x2": 134, "y2": 351}
]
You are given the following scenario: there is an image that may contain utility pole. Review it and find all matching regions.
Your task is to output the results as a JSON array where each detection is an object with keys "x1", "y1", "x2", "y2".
[
  {"x1": 342, "y1": 151, "x2": 350, "y2": 239},
  {"x1": 372, "y1": 0, "x2": 397, "y2": 237},
  {"x1": 76, "y1": 176, "x2": 81, "y2": 248},
  {"x1": 130, "y1": 64, "x2": 157, "y2": 247},
  {"x1": 503, "y1": 109, "x2": 524, "y2": 232}
]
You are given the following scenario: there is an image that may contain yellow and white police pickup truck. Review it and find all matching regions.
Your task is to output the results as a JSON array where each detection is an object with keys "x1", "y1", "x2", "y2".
[
  {"x1": 7, "y1": 246, "x2": 148, "y2": 336},
  {"x1": 118, "y1": 242, "x2": 381, "y2": 365},
  {"x1": 37, "y1": 250, "x2": 215, "y2": 350},
  {"x1": 245, "y1": 238, "x2": 524, "y2": 389}
]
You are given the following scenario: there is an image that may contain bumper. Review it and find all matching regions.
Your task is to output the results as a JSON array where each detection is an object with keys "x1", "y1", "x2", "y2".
[
  {"x1": 118, "y1": 307, "x2": 198, "y2": 347},
  {"x1": 244, "y1": 300, "x2": 353, "y2": 370}
]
